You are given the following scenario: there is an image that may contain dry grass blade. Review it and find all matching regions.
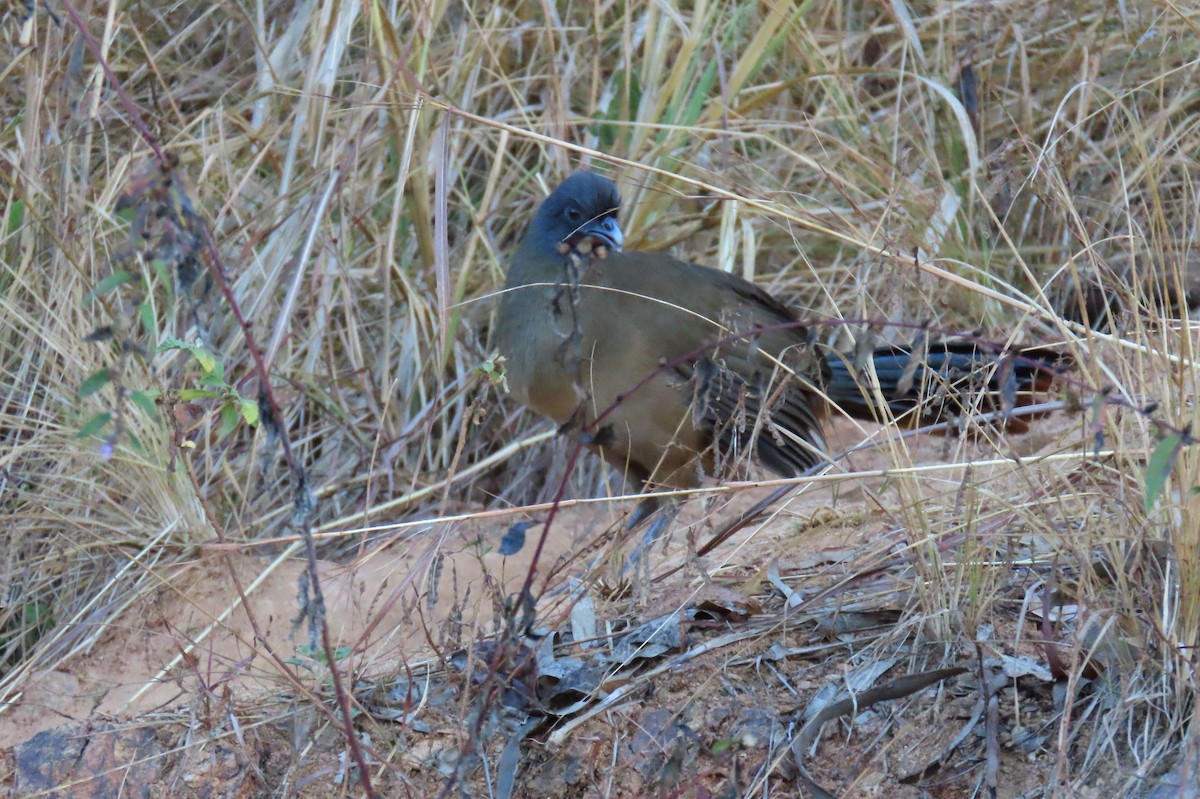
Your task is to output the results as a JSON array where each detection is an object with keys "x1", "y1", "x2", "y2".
[{"x1": 2, "y1": 0, "x2": 1199, "y2": 796}]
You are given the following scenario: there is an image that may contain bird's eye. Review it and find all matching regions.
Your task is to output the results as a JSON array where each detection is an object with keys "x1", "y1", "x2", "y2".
[{"x1": 565, "y1": 207, "x2": 582, "y2": 223}]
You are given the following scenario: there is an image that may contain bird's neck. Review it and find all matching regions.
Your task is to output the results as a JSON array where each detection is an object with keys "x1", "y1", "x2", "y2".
[{"x1": 504, "y1": 238, "x2": 570, "y2": 289}]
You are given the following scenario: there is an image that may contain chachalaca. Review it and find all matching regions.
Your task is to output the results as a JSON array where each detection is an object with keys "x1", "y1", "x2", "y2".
[{"x1": 495, "y1": 172, "x2": 1064, "y2": 504}]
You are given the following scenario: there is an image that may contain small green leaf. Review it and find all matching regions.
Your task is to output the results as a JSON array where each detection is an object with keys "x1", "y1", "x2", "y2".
[
  {"x1": 240, "y1": 398, "x2": 260, "y2": 426},
  {"x1": 86, "y1": 271, "x2": 136, "y2": 300},
  {"x1": 157, "y1": 336, "x2": 189, "y2": 353},
  {"x1": 192, "y1": 346, "x2": 216, "y2": 374},
  {"x1": 1145, "y1": 432, "x2": 1183, "y2": 514},
  {"x1": 138, "y1": 301, "x2": 156, "y2": 341},
  {"x1": 1, "y1": 112, "x2": 23, "y2": 137},
  {"x1": 79, "y1": 368, "x2": 112, "y2": 397},
  {"x1": 478, "y1": 356, "x2": 508, "y2": 391},
  {"x1": 198, "y1": 360, "x2": 225, "y2": 384},
  {"x1": 297, "y1": 644, "x2": 351, "y2": 664},
  {"x1": 23, "y1": 600, "x2": 53, "y2": 628},
  {"x1": 158, "y1": 337, "x2": 221, "y2": 376},
  {"x1": 78, "y1": 412, "x2": 113, "y2": 439},
  {"x1": 218, "y1": 402, "x2": 240, "y2": 440},
  {"x1": 129, "y1": 390, "x2": 160, "y2": 416},
  {"x1": 7, "y1": 199, "x2": 24, "y2": 235},
  {"x1": 179, "y1": 388, "x2": 220, "y2": 401},
  {"x1": 711, "y1": 738, "x2": 738, "y2": 755},
  {"x1": 150, "y1": 258, "x2": 172, "y2": 288}
]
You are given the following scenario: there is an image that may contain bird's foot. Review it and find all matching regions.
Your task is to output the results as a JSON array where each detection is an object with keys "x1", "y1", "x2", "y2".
[{"x1": 625, "y1": 500, "x2": 678, "y2": 575}]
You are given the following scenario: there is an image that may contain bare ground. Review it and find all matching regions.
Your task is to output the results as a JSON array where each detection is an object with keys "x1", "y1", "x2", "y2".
[{"x1": 4, "y1": 412, "x2": 1152, "y2": 798}]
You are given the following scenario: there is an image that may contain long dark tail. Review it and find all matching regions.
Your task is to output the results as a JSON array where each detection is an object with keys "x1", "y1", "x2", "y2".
[
  {"x1": 680, "y1": 342, "x2": 1071, "y2": 563},
  {"x1": 822, "y1": 342, "x2": 1070, "y2": 430}
]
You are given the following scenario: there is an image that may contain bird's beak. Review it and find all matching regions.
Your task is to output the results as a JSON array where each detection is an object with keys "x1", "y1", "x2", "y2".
[{"x1": 578, "y1": 215, "x2": 623, "y2": 252}]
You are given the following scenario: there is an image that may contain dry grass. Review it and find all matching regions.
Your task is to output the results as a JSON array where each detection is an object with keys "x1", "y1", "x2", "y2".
[{"x1": 2, "y1": 0, "x2": 1198, "y2": 795}]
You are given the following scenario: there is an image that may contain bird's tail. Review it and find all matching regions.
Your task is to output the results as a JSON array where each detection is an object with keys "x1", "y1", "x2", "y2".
[{"x1": 821, "y1": 341, "x2": 1070, "y2": 431}]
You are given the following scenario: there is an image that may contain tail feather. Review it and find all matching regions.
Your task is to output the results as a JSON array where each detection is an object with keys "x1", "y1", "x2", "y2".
[{"x1": 822, "y1": 342, "x2": 1069, "y2": 428}]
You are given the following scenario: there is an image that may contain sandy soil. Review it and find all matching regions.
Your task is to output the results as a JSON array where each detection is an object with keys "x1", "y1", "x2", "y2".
[{"x1": 2, "y1": 413, "x2": 1106, "y2": 797}]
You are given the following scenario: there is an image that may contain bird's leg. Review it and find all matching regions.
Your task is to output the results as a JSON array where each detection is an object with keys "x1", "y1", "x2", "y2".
[
  {"x1": 626, "y1": 494, "x2": 661, "y2": 530},
  {"x1": 625, "y1": 499, "x2": 680, "y2": 594},
  {"x1": 636, "y1": 502, "x2": 677, "y2": 551}
]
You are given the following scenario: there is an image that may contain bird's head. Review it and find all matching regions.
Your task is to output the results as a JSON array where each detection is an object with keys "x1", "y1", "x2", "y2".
[{"x1": 526, "y1": 172, "x2": 624, "y2": 255}]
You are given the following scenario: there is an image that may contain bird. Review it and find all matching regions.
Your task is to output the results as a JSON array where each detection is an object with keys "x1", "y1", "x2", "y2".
[{"x1": 494, "y1": 171, "x2": 1065, "y2": 516}]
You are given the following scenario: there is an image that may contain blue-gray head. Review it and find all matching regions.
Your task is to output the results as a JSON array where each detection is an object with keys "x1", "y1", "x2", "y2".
[{"x1": 525, "y1": 172, "x2": 624, "y2": 254}]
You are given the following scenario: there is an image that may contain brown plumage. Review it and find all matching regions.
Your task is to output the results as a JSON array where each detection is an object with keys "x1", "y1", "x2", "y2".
[{"x1": 494, "y1": 172, "x2": 1064, "y2": 496}]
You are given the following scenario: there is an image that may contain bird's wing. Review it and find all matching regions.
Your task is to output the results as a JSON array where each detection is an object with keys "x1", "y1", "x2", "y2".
[{"x1": 576, "y1": 251, "x2": 828, "y2": 477}]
